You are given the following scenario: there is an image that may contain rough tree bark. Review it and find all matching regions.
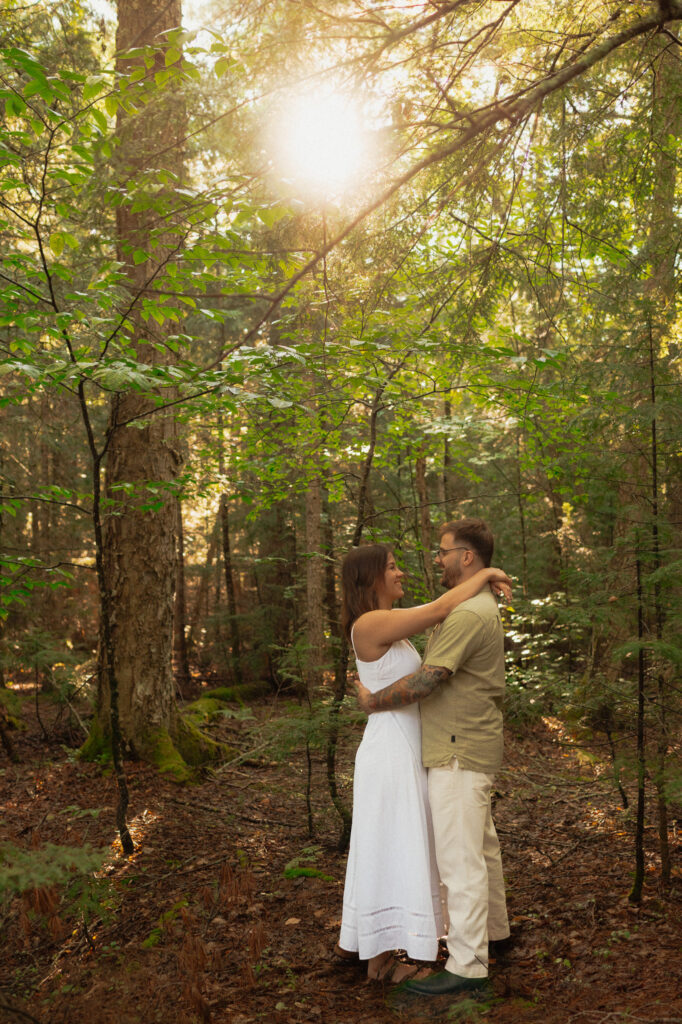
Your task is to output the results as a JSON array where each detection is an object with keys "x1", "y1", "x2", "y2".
[
  {"x1": 322, "y1": 481, "x2": 352, "y2": 851},
  {"x1": 304, "y1": 477, "x2": 326, "y2": 688},
  {"x1": 641, "y1": 33, "x2": 681, "y2": 887},
  {"x1": 82, "y1": 0, "x2": 229, "y2": 777},
  {"x1": 187, "y1": 513, "x2": 219, "y2": 656},
  {"x1": 173, "y1": 498, "x2": 192, "y2": 698},
  {"x1": 415, "y1": 451, "x2": 434, "y2": 598},
  {"x1": 219, "y1": 493, "x2": 243, "y2": 686}
]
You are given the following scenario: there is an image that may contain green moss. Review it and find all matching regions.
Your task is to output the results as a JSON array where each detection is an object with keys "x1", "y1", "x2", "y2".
[
  {"x1": 181, "y1": 696, "x2": 226, "y2": 727},
  {"x1": 79, "y1": 708, "x2": 234, "y2": 781},
  {"x1": 172, "y1": 713, "x2": 234, "y2": 767},
  {"x1": 77, "y1": 716, "x2": 111, "y2": 763},
  {"x1": 143, "y1": 727, "x2": 193, "y2": 783},
  {"x1": 203, "y1": 681, "x2": 270, "y2": 703},
  {"x1": 283, "y1": 866, "x2": 334, "y2": 881}
]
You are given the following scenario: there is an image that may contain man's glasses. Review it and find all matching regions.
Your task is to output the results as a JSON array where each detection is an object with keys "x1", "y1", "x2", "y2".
[{"x1": 435, "y1": 546, "x2": 469, "y2": 559}]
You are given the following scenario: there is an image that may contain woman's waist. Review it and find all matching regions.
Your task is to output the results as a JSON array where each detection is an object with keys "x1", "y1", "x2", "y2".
[{"x1": 362, "y1": 703, "x2": 421, "y2": 732}]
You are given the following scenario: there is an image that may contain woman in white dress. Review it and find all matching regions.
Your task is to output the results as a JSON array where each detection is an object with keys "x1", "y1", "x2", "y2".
[{"x1": 337, "y1": 543, "x2": 511, "y2": 982}]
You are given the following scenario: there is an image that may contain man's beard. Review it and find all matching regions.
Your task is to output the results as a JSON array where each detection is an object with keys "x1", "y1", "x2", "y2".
[{"x1": 441, "y1": 563, "x2": 462, "y2": 589}]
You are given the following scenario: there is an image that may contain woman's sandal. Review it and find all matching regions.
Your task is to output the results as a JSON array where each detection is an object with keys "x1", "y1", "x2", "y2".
[
  {"x1": 333, "y1": 942, "x2": 362, "y2": 965},
  {"x1": 368, "y1": 955, "x2": 432, "y2": 985}
]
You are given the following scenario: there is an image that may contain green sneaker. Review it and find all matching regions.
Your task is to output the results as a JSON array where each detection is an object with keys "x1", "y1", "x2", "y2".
[{"x1": 402, "y1": 970, "x2": 489, "y2": 996}]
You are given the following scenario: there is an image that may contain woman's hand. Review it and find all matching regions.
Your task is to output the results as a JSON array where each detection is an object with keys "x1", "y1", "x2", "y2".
[
  {"x1": 354, "y1": 678, "x2": 374, "y2": 714},
  {"x1": 485, "y1": 567, "x2": 513, "y2": 604},
  {"x1": 491, "y1": 582, "x2": 513, "y2": 603}
]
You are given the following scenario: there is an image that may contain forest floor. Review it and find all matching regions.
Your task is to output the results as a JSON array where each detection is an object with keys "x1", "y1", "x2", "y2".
[{"x1": 1, "y1": 688, "x2": 682, "y2": 1024}]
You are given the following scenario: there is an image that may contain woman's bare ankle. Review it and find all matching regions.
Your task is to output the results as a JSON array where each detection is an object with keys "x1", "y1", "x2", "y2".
[{"x1": 367, "y1": 951, "x2": 393, "y2": 979}]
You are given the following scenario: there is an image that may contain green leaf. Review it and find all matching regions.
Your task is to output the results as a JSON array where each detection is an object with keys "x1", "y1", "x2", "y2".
[
  {"x1": 92, "y1": 108, "x2": 108, "y2": 133},
  {"x1": 214, "y1": 57, "x2": 232, "y2": 78},
  {"x1": 104, "y1": 94, "x2": 119, "y2": 118},
  {"x1": 5, "y1": 94, "x2": 27, "y2": 117},
  {"x1": 166, "y1": 28, "x2": 197, "y2": 46},
  {"x1": 154, "y1": 69, "x2": 173, "y2": 88},
  {"x1": 83, "y1": 76, "x2": 107, "y2": 102},
  {"x1": 149, "y1": 307, "x2": 166, "y2": 325},
  {"x1": 49, "y1": 233, "x2": 64, "y2": 257}
]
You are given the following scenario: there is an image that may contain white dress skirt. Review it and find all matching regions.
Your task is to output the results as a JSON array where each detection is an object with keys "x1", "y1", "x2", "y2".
[{"x1": 339, "y1": 636, "x2": 444, "y2": 961}]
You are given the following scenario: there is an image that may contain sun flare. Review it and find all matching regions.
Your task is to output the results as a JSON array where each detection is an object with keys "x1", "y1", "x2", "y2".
[{"x1": 269, "y1": 88, "x2": 371, "y2": 201}]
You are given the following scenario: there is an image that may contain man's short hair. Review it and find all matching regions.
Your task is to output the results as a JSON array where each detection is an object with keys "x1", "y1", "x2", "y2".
[{"x1": 439, "y1": 518, "x2": 494, "y2": 567}]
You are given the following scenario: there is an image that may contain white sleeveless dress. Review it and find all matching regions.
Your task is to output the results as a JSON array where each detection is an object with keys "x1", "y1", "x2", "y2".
[{"x1": 339, "y1": 635, "x2": 444, "y2": 961}]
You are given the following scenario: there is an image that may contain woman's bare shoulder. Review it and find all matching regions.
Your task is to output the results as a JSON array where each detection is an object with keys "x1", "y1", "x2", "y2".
[{"x1": 352, "y1": 608, "x2": 390, "y2": 636}]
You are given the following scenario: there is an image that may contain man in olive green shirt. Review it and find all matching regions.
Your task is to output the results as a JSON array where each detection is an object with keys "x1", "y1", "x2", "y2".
[{"x1": 356, "y1": 518, "x2": 510, "y2": 997}]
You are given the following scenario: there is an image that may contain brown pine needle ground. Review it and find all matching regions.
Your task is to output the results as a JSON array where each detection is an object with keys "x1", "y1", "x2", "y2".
[{"x1": 1, "y1": 695, "x2": 681, "y2": 1024}]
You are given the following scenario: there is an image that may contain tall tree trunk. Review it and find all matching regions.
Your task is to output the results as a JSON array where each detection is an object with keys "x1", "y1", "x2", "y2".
[
  {"x1": 352, "y1": 395, "x2": 381, "y2": 547},
  {"x1": 86, "y1": 0, "x2": 222, "y2": 774},
  {"x1": 642, "y1": 35, "x2": 680, "y2": 885},
  {"x1": 442, "y1": 396, "x2": 456, "y2": 516},
  {"x1": 0, "y1": 482, "x2": 4, "y2": 690},
  {"x1": 256, "y1": 501, "x2": 297, "y2": 686},
  {"x1": 648, "y1": 323, "x2": 670, "y2": 885},
  {"x1": 98, "y1": 0, "x2": 184, "y2": 762},
  {"x1": 415, "y1": 452, "x2": 435, "y2": 598},
  {"x1": 322, "y1": 482, "x2": 352, "y2": 851},
  {"x1": 304, "y1": 477, "x2": 325, "y2": 688},
  {"x1": 187, "y1": 513, "x2": 219, "y2": 655},
  {"x1": 516, "y1": 431, "x2": 529, "y2": 598},
  {"x1": 220, "y1": 494, "x2": 243, "y2": 686},
  {"x1": 173, "y1": 498, "x2": 191, "y2": 699},
  {"x1": 629, "y1": 551, "x2": 646, "y2": 904},
  {"x1": 352, "y1": 369, "x2": 402, "y2": 546}
]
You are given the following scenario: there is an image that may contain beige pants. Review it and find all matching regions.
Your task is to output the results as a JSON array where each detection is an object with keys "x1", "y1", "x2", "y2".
[{"x1": 428, "y1": 756, "x2": 509, "y2": 978}]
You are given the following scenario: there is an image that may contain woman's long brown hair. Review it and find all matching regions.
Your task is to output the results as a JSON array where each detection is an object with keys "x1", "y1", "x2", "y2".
[{"x1": 341, "y1": 544, "x2": 393, "y2": 641}]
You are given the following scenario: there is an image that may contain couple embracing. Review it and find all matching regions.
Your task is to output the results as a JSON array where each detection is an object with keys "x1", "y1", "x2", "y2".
[{"x1": 337, "y1": 517, "x2": 511, "y2": 998}]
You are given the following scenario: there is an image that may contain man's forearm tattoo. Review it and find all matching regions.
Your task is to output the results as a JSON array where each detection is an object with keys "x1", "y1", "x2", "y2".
[{"x1": 369, "y1": 665, "x2": 449, "y2": 711}]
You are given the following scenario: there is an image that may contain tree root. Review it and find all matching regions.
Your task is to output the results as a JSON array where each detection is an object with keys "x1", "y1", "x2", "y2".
[{"x1": 78, "y1": 709, "x2": 235, "y2": 781}]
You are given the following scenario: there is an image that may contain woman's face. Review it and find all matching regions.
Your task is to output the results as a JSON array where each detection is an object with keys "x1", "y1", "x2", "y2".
[{"x1": 375, "y1": 552, "x2": 405, "y2": 605}]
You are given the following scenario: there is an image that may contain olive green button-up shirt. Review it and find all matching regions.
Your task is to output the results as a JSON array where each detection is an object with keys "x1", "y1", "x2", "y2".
[{"x1": 420, "y1": 590, "x2": 505, "y2": 773}]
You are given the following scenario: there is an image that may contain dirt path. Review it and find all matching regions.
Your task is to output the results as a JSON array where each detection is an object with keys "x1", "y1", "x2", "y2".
[{"x1": 1, "y1": 698, "x2": 681, "y2": 1024}]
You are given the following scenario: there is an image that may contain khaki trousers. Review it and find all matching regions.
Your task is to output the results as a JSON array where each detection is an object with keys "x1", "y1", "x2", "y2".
[{"x1": 428, "y1": 756, "x2": 509, "y2": 978}]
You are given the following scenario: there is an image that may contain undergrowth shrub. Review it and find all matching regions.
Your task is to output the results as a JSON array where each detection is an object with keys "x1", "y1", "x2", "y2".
[{"x1": 0, "y1": 841, "x2": 109, "y2": 942}]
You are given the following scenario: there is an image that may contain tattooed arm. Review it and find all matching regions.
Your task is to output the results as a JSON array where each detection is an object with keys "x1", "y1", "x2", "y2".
[{"x1": 355, "y1": 664, "x2": 450, "y2": 713}]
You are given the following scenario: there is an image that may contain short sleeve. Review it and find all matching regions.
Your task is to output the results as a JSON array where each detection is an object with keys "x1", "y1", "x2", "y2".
[{"x1": 425, "y1": 608, "x2": 483, "y2": 675}]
